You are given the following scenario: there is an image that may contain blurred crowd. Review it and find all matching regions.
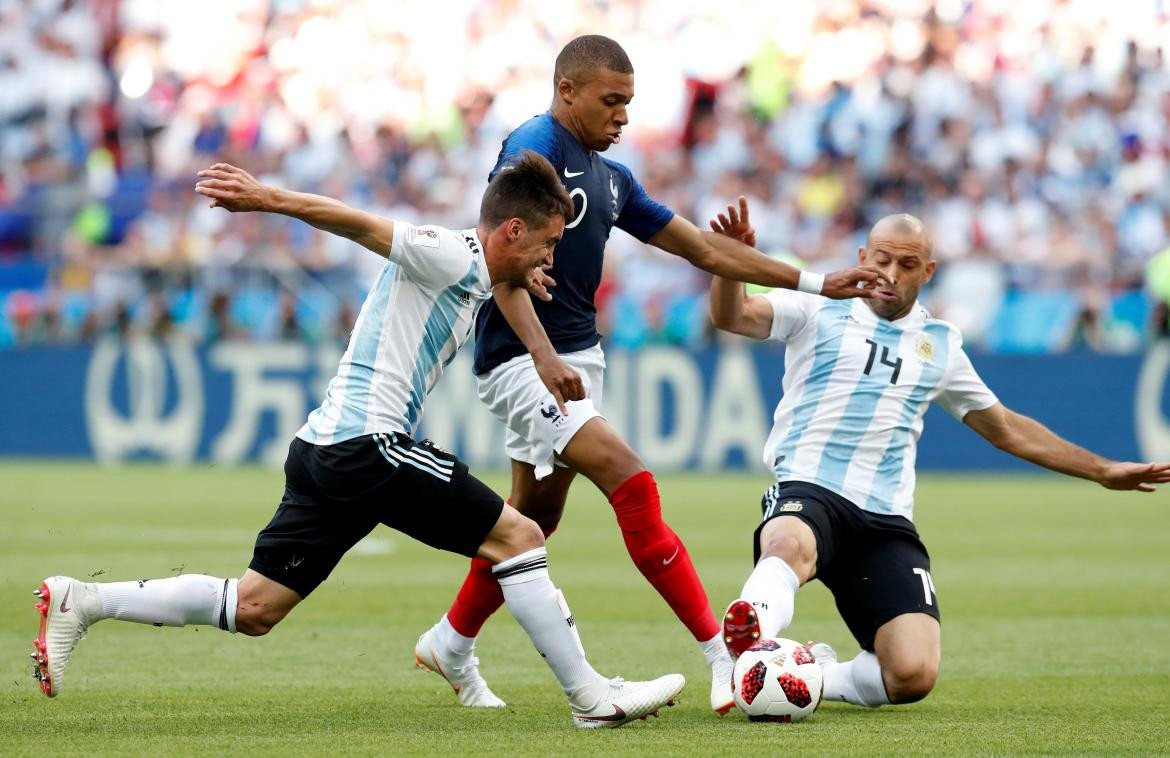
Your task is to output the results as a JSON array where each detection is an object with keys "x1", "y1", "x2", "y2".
[{"x1": 3, "y1": 0, "x2": 1170, "y2": 351}]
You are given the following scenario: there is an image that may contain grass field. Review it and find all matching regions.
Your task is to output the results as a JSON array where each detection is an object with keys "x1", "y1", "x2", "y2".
[{"x1": 1, "y1": 462, "x2": 1167, "y2": 756}]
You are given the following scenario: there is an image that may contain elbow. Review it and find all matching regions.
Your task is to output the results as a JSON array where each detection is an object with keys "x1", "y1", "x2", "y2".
[
  {"x1": 711, "y1": 317, "x2": 735, "y2": 335},
  {"x1": 988, "y1": 430, "x2": 1018, "y2": 453},
  {"x1": 708, "y1": 305, "x2": 738, "y2": 334}
]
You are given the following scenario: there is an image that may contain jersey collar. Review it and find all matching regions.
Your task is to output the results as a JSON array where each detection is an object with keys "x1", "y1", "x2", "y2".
[
  {"x1": 856, "y1": 298, "x2": 926, "y2": 328},
  {"x1": 461, "y1": 228, "x2": 492, "y2": 293}
]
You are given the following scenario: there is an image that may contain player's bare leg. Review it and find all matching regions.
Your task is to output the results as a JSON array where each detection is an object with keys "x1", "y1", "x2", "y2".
[
  {"x1": 31, "y1": 569, "x2": 299, "y2": 697},
  {"x1": 874, "y1": 613, "x2": 940, "y2": 703},
  {"x1": 509, "y1": 460, "x2": 577, "y2": 532},
  {"x1": 234, "y1": 570, "x2": 302, "y2": 636},
  {"x1": 819, "y1": 613, "x2": 939, "y2": 707},
  {"x1": 558, "y1": 417, "x2": 733, "y2": 714}
]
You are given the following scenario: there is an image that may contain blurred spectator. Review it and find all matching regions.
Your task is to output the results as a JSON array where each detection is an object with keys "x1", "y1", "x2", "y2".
[{"x1": 2, "y1": 0, "x2": 1169, "y2": 352}]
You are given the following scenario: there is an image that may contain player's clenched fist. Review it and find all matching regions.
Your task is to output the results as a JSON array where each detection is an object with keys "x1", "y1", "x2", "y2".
[{"x1": 195, "y1": 163, "x2": 270, "y2": 212}]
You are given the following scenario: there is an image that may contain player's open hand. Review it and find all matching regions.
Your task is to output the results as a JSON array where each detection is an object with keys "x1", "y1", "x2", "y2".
[
  {"x1": 1098, "y1": 461, "x2": 1170, "y2": 492},
  {"x1": 822, "y1": 267, "x2": 897, "y2": 301},
  {"x1": 194, "y1": 163, "x2": 270, "y2": 212},
  {"x1": 533, "y1": 353, "x2": 585, "y2": 416},
  {"x1": 708, "y1": 196, "x2": 756, "y2": 248}
]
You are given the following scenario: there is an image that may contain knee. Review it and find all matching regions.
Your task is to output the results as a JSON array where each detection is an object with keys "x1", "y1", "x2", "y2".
[
  {"x1": 761, "y1": 531, "x2": 808, "y2": 567},
  {"x1": 499, "y1": 513, "x2": 546, "y2": 557},
  {"x1": 234, "y1": 605, "x2": 284, "y2": 637},
  {"x1": 883, "y1": 655, "x2": 938, "y2": 704},
  {"x1": 588, "y1": 444, "x2": 644, "y2": 493}
]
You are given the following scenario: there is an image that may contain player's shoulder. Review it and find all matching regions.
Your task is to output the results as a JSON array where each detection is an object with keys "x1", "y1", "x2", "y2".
[
  {"x1": 397, "y1": 222, "x2": 478, "y2": 262},
  {"x1": 763, "y1": 290, "x2": 827, "y2": 337},
  {"x1": 917, "y1": 304, "x2": 963, "y2": 340},
  {"x1": 501, "y1": 113, "x2": 562, "y2": 162},
  {"x1": 764, "y1": 289, "x2": 825, "y2": 312},
  {"x1": 399, "y1": 221, "x2": 456, "y2": 248}
]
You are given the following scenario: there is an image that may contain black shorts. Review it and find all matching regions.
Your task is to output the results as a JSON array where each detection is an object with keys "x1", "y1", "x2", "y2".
[
  {"x1": 753, "y1": 480, "x2": 940, "y2": 652},
  {"x1": 249, "y1": 433, "x2": 504, "y2": 597}
]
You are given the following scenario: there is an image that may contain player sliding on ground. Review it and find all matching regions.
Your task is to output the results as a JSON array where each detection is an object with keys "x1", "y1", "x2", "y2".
[
  {"x1": 415, "y1": 34, "x2": 890, "y2": 716},
  {"x1": 30, "y1": 153, "x2": 686, "y2": 729},
  {"x1": 708, "y1": 200, "x2": 1170, "y2": 708}
]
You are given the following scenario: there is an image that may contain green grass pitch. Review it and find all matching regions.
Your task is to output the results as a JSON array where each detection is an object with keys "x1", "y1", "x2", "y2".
[{"x1": 1, "y1": 462, "x2": 1167, "y2": 755}]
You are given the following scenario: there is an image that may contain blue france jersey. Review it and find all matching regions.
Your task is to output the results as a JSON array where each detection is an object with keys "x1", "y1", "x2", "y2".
[
  {"x1": 761, "y1": 293, "x2": 999, "y2": 521},
  {"x1": 473, "y1": 112, "x2": 674, "y2": 374}
]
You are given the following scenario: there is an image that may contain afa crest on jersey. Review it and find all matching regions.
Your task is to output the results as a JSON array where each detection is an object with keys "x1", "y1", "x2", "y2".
[{"x1": 917, "y1": 337, "x2": 935, "y2": 362}]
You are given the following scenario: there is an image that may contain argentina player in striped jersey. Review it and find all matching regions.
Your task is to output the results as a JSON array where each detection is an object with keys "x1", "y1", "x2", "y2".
[
  {"x1": 30, "y1": 153, "x2": 687, "y2": 729},
  {"x1": 709, "y1": 201, "x2": 1170, "y2": 709}
]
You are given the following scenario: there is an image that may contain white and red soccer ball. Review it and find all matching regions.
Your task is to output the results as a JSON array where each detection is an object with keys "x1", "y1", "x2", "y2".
[{"x1": 731, "y1": 637, "x2": 824, "y2": 722}]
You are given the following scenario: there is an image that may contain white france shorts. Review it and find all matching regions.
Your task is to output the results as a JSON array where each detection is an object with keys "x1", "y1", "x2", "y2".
[{"x1": 476, "y1": 344, "x2": 606, "y2": 480}]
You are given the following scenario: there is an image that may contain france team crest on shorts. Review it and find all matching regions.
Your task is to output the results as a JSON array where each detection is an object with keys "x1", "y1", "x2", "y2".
[{"x1": 540, "y1": 402, "x2": 567, "y2": 429}]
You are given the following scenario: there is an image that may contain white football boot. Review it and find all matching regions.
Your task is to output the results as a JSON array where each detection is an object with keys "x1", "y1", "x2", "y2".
[
  {"x1": 709, "y1": 649, "x2": 735, "y2": 715},
  {"x1": 31, "y1": 576, "x2": 100, "y2": 697},
  {"x1": 413, "y1": 624, "x2": 506, "y2": 708},
  {"x1": 807, "y1": 641, "x2": 838, "y2": 666},
  {"x1": 572, "y1": 674, "x2": 685, "y2": 729}
]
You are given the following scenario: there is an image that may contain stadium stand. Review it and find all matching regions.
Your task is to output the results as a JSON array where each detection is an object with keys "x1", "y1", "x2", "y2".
[{"x1": 2, "y1": 0, "x2": 1168, "y2": 350}]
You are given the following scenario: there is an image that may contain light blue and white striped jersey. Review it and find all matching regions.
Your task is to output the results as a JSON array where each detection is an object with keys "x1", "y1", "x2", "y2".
[
  {"x1": 298, "y1": 223, "x2": 492, "y2": 445},
  {"x1": 761, "y1": 293, "x2": 998, "y2": 521}
]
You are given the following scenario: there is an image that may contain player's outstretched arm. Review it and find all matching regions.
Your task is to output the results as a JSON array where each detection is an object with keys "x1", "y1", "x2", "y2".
[
  {"x1": 195, "y1": 163, "x2": 394, "y2": 257},
  {"x1": 964, "y1": 403, "x2": 1170, "y2": 492},
  {"x1": 706, "y1": 198, "x2": 776, "y2": 339},
  {"x1": 709, "y1": 275, "x2": 774, "y2": 339},
  {"x1": 492, "y1": 284, "x2": 585, "y2": 415},
  {"x1": 648, "y1": 198, "x2": 888, "y2": 299}
]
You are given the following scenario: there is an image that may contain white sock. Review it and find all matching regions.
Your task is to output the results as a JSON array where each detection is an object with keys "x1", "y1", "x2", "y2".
[
  {"x1": 492, "y1": 547, "x2": 606, "y2": 710},
  {"x1": 699, "y1": 632, "x2": 729, "y2": 666},
  {"x1": 822, "y1": 651, "x2": 889, "y2": 707},
  {"x1": 436, "y1": 614, "x2": 475, "y2": 658},
  {"x1": 95, "y1": 575, "x2": 237, "y2": 633},
  {"x1": 739, "y1": 556, "x2": 800, "y2": 637}
]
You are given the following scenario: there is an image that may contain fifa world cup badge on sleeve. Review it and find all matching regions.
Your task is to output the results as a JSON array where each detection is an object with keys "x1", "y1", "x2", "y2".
[{"x1": 410, "y1": 227, "x2": 440, "y2": 248}]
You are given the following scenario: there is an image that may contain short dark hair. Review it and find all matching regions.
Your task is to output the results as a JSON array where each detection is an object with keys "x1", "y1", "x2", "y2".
[
  {"x1": 553, "y1": 34, "x2": 633, "y2": 87},
  {"x1": 479, "y1": 150, "x2": 573, "y2": 230}
]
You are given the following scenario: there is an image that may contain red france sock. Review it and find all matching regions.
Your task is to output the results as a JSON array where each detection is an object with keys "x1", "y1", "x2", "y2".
[
  {"x1": 609, "y1": 470, "x2": 720, "y2": 641},
  {"x1": 447, "y1": 506, "x2": 557, "y2": 638}
]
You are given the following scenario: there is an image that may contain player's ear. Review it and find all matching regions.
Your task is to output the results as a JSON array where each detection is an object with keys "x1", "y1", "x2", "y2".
[
  {"x1": 556, "y1": 77, "x2": 575, "y2": 105},
  {"x1": 858, "y1": 246, "x2": 867, "y2": 265},
  {"x1": 923, "y1": 259, "x2": 937, "y2": 283},
  {"x1": 507, "y1": 218, "x2": 525, "y2": 242}
]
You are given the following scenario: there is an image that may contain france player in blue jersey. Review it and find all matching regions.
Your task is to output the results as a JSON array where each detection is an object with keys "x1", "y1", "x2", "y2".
[
  {"x1": 709, "y1": 203, "x2": 1170, "y2": 709},
  {"x1": 417, "y1": 35, "x2": 891, "y2": 715}
]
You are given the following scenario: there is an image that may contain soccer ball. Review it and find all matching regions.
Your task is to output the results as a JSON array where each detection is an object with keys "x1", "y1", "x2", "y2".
[{"x1": 731, "y1": 637, "x2": 824, "y2": 722}]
